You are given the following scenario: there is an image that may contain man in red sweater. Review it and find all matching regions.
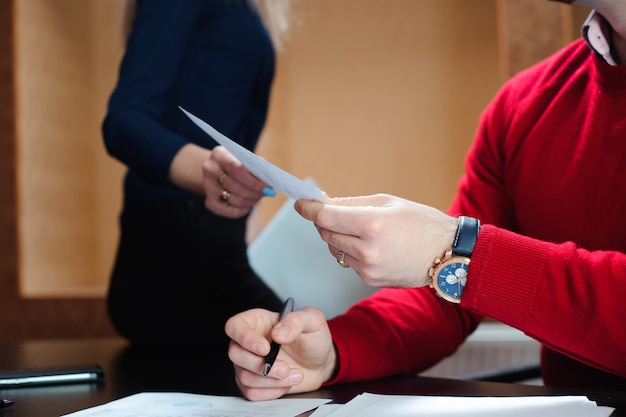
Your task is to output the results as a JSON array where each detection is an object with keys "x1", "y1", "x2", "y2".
[{"x1": 225, "y1": 0, "x2": 626, "y2": 401}]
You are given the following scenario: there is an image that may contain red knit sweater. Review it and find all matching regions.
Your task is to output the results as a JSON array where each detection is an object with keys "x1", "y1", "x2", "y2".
[{"x1": 328, "y1": 38, "x2": 626, "y2": 390}]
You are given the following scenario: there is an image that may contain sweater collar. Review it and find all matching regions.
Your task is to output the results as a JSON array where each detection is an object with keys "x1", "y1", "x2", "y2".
[
  {"x1": 583, "y1": 11, "x2": 626, "y2": 88},
  {"x1": 582, "y1": 11, "x2": 617, "y2": 65}
]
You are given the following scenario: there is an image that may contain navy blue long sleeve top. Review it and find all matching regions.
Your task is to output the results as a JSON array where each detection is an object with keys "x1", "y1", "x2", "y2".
[{"x1": 103, "y1": 0, "x2": 275, "y2": 226}]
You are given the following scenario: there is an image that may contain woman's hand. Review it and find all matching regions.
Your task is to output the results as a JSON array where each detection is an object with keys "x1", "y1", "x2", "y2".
[
  {"x1": 170, "y1": 144, "x2": 275, "y2": 219},
  {"x1": 202, "y1": 146, "x2": 275, "y2": 218}
]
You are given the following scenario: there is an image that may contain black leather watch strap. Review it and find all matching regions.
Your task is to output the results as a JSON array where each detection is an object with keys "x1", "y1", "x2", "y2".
[{"x1": 451, "y1": 216, "x2": 480, "y2": 257}]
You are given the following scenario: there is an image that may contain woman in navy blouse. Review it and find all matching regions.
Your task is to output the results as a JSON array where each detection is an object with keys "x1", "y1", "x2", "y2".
[{"x1": 103, "y1": 0, "x2": 292, "y2": 353}]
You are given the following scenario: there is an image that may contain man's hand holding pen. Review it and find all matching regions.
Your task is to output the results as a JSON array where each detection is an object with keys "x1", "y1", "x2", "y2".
[
  {"x1": 225, "y1": 299, "x2": 338, "y2": 401},
  {"x1": 263, "y1": 298, "x2": 295, "y2": 377}
]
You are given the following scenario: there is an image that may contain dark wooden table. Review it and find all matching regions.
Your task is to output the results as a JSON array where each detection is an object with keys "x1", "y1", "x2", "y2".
[{"x1": 0, "y1": 338, "x2": 624, "y2": 416}]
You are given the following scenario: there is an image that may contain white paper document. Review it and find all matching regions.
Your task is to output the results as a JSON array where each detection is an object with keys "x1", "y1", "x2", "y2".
[
  {"x1": 180, "y1": 107, "x2": 324, "y2": 202},
  {"x1": 310, "y1": 393, "x2": 614, "y2": 417},
  {"x1": 61, "y1": 392, "x2": 332, "y2": 417}
]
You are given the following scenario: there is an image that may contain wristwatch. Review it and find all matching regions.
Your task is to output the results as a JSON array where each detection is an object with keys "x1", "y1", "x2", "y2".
[{"x1": 428, "y1": 216, "x2": 480, "y2": 303}]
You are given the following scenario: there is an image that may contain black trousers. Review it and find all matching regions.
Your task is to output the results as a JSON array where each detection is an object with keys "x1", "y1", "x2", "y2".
[{"x1": 107, "y1": 197, "x2": 283, "y2": 355}]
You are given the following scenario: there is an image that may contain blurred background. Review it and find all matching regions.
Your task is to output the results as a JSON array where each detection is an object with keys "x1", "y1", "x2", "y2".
[{"x1": 0, "y1": 0, "x2": 588, "y2": 344}]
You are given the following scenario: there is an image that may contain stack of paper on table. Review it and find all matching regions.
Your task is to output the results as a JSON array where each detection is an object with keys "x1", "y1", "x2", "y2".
[
  {"x1": 309, "y1": 393, "x2": 615, "y2": 417},
  {"x1": 61, "y1": 391, "x2": 614, "y2": 417},
  {"x1": 61, "y1": 392, "x2": 331, "y2": 417}
]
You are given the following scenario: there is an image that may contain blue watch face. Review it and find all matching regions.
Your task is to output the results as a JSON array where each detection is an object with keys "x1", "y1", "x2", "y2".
[{"x1": 435, "y1": 260, "x2": 469, "y2": 301}]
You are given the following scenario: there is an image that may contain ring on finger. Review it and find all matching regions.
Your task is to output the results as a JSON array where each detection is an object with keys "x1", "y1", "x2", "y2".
[
  {"x1": 220, "y1": 189, "x2": 231, "y2": 203},
  {"x1": 217, "y1": 170, "x2": 227, "y2": 186},
  {"x1": 336, "y1": 250, "x2": 348, "y2": 268}
]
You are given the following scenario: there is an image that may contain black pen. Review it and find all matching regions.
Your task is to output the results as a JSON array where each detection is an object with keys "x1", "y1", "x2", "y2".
[
  {"x1": 0, "y1": 399, "x2": 15, "y2": 409},
  {"x1": 263, "y1": 297, "x2": 295, "y2": 377}
]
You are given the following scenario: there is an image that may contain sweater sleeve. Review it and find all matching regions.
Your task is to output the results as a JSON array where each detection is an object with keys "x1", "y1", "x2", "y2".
[
  {"x1": 326, "y1": 287, "x2": 481, "y2": 384},
  {"x1": 463, "y1": 225, "x2": 626, "y2": 379},
  {"x1": 102, "y1": 0, "x2": 208, "y2": 185}
]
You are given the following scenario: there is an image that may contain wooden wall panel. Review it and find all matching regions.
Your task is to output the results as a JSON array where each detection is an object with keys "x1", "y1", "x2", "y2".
[
  {"x1": 16, "y1": 0, "x2": 102, "y2": 296},
  {"x1": 0, "y1": 0, "x2": 118, "y2": 343},
  {"x1": 13, "y1": 0, "x2": 126, "y2": 299}
]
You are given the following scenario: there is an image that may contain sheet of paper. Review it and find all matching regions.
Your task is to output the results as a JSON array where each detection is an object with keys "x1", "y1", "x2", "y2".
[
  {"x1": 180, "y1": 107, "x2": 324, "y2": 202},
  {"x1": 322, "y1": 393, "x2": 615, "y2": 417},
  {"x1": 61, "y1": 392, "x2": 332, "y2": 417}
]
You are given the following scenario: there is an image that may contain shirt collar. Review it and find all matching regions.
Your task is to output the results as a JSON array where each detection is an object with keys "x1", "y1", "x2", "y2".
[{"x1": 582, "y1": 10, "x2": 617, "y2": 65}]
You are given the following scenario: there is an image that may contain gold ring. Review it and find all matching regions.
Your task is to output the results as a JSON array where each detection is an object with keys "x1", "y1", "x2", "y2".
[
  {"x1": 217, "y1": 170, "x2": 227, "y2": 185},
  {"x1": 336, "y1": 250, "x2": 348, "y2": 268},
  {"x1": 220, "y1": 189, "x2": 231, "y2": 203}
]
